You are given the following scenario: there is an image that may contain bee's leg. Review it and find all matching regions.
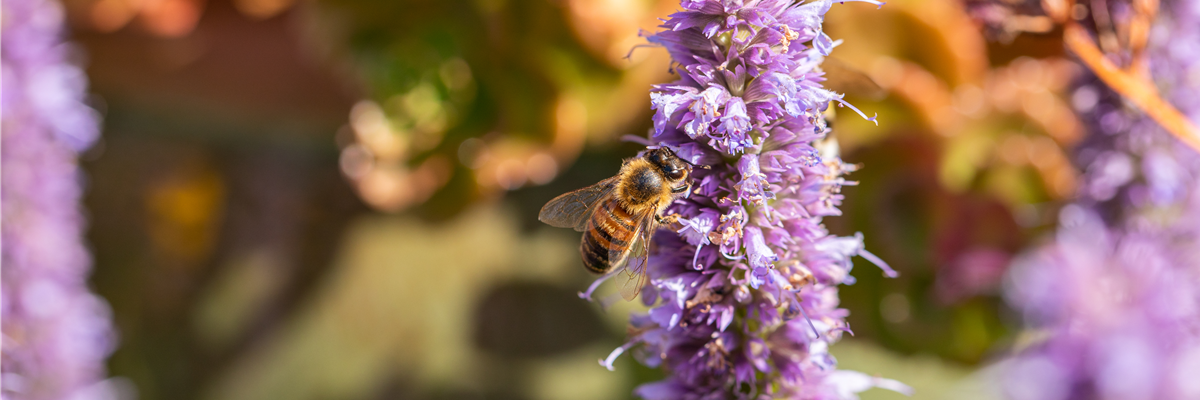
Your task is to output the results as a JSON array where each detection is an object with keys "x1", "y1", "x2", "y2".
[{"x1": 656, "y1": 213, "x2": 682, "y2": 228}]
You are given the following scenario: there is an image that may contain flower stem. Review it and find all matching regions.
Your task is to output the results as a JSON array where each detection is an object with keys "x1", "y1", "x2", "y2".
[{"x1": 1063, "y1": 23, "x2": 1200, "y2": 153}]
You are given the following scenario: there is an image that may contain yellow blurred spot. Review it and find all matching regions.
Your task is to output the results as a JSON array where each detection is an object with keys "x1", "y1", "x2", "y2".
[
  {"x1": 146, "y1": 165, "x2": 224, "y2": 263},
  {"x1": 985, "y1": 166, "x2": 1041, "y2": 205},
  {"x1": 397, "y1": 83, "x2": 447, "y2": 139},
  {"x1": 940, "y1": 132, "x2": 993, "y2": 192}
]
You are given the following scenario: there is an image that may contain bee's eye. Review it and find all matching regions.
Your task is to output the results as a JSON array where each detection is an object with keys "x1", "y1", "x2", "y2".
[{"x1": 667, "y1": 168, "x2": 685, "y2": 180}]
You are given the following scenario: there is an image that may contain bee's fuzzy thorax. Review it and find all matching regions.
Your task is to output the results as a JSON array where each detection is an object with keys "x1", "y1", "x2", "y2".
[{"x1": 615, "y1": 157, "x2": 674, "y2": 215}]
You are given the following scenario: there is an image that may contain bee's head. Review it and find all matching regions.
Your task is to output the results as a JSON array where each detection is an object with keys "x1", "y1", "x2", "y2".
[{"x1": 646, "y1": 147, "x2": 690, "y2": 184}]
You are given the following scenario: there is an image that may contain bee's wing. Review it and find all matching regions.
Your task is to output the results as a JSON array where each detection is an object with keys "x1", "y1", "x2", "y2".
[
  {"x1": 822, "y1": 56, "x2": 885, "y2": 100},
  {"x1": 539, "y1": 176, "x2": 620, "y2": 232},
  {"x1": 614, "y1": 208, "x2": 657, "y2": 302}
]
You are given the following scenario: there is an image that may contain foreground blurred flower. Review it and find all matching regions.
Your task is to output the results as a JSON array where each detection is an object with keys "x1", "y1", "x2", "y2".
[
  {"x1": 601, "y1": 1, "x2": 908, "y2": 398},
  {"x1": 1002, "y1": 1, "x2": 1200, "y2": 399},
  {"x1": 1, "y1": 0, "x2": 116, "y2": 397}
]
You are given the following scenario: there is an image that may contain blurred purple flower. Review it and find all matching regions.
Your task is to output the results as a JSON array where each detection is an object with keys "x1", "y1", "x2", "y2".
[
  {"x1": 1, "y1": 0, "x2": 116, "y2": 398},
  {"x1": 1001, "y1": 1, "x2": 1200, "y2": 399},
  {"x1": 603, "y1": 1, "x2": 908, "y2": 398}
]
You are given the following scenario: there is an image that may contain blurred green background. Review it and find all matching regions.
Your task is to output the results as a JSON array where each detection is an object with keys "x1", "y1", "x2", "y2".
[{"x1": 62, "y1": 0, "x2": 1084, "y2": 398}]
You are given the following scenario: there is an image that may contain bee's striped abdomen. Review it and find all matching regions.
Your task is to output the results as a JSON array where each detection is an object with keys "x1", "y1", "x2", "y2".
[{"x1": 580, "y1": 198, "x2": 637, "y2": 274}]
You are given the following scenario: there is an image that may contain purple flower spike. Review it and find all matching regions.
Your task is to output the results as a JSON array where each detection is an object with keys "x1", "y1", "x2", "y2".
[
  {"x1": 605, "y1": 0, "x2": 907, "y2": 398},
  {"x1": 2, "y1": 0, "x2": 117, "y2": 397}
]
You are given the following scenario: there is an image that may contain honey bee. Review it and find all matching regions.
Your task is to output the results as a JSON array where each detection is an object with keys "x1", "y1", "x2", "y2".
[{"x1": 539, "y1": 147, "x2": 694, "y2": 301}]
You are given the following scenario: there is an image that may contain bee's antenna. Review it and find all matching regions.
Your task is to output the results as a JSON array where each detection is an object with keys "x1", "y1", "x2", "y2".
[
  {"x1": 668, "y1": 147, "x2": 712, "y2": 169},
  {"x1": 681, "y1": 158, "x2": 710, "y2": 170}
]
